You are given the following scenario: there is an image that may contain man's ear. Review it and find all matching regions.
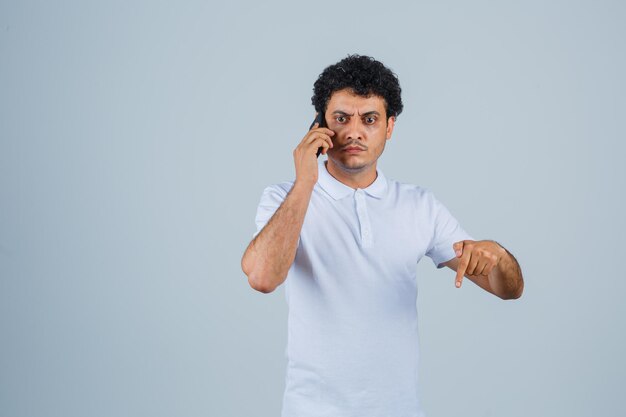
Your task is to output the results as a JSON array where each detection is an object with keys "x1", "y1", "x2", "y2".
[{"x1": 386, "y1": 116, "x2": 396, "y2": 140}]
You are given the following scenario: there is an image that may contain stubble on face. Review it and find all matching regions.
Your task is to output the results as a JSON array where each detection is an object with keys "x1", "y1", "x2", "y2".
[{"x1": 329, "y1": 140, "x2": 385, "y2": 174}]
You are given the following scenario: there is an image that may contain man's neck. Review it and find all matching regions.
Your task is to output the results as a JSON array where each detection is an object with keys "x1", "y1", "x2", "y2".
[{"x1": 325, "y1": 160, "x2": 378, "y2": 190}]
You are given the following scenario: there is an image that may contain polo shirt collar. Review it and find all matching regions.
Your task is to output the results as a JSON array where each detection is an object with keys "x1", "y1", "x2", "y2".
[{"x1": 318, "y1": 159, "x2": 388, "y2": 200}]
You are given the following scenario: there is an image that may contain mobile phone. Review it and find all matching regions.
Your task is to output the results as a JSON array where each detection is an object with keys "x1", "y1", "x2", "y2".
[{"x1": 309, "y1": 112, "x2": 327, "y2": 158}]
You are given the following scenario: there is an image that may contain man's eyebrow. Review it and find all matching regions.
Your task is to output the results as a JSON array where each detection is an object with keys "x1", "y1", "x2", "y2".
[{"x1": 331, "y1": 110, "x2": 381, "y2": 116}]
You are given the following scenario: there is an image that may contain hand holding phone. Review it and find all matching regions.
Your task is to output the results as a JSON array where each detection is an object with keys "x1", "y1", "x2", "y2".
[
  {"x1": 309, "y1": 112, "x2": 328, "y2": 158},
  {"x1": 293, "y1": 112, "x2": 333, "y2": 187}
]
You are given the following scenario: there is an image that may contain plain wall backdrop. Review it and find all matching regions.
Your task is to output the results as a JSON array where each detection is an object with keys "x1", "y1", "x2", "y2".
[{"x1": 1, "y1": 1, "x2": 625, "y2": 416}]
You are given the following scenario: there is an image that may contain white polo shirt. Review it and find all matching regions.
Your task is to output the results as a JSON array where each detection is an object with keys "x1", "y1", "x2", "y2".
[{"x1": 253, "y1": 159, "x2": 473, "y2": 417}]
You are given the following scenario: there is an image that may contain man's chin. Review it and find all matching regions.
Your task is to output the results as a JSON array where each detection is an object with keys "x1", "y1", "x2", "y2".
[{"x1": 329, "y1": 156, "x2": 371, "y2": 173}]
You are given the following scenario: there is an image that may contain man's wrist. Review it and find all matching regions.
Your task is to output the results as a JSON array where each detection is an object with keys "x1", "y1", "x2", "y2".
[{"x1": 293, "y1": 180, "x2": 316, "y2": 194}]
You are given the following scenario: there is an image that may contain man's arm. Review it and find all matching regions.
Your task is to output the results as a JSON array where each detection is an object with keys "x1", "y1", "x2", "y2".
[
  {"x1": 241, "y1": 121, "x2": 334, "y2": 293},
  {"x1": 441, "y1": 240, "x2": 524, "y2": 300},
  {"x1": 241, "y1": 182, "x2": 314, "y2": 293}
]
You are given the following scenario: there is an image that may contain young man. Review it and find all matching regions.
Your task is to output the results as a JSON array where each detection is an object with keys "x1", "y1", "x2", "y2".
[{"x1": 241, "y1": 55, "x2": 523, "y2": 417}]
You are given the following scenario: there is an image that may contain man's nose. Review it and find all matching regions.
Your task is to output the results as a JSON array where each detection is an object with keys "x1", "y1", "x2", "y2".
[{"x1": 345, "y1": 118, "x2": 365, "y2": 141}]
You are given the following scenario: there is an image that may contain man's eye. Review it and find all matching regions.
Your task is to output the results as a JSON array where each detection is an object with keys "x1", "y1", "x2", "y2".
[
  {"x1": 336, "y1": 116, "x2": 347, "y2": 123},
  {"x1": 364, "y1": 117, "x2": 376, "y2": 124}
]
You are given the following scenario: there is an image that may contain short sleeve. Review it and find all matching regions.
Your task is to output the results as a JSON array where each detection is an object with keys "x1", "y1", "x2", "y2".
[
  {"x1": 252, "y1": 183, "x2": 291, "y2": 239},
  {"x1": 424, "y1": 192, "x2": 474, "y2": 268}
]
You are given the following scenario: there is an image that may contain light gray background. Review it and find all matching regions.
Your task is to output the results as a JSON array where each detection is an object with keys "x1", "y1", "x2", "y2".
[{"x1": 1, "y1": 1, "x2": 624, "y2": 416}]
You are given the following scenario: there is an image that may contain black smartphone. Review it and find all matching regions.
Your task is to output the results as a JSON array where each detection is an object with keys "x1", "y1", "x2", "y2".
[{"x1": 309, "y1": 112, "x2": 327, "y2": 158}]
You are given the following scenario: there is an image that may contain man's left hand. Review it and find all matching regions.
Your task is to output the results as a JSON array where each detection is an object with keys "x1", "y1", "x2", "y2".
[{"x1": 452, "y1": 240, "x2": 506, "y2": 288}]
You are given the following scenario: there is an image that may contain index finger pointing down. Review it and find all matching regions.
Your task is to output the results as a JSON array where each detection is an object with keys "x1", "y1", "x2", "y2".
[{"x1": 455, "y1": 250, "x2": 471, "y2": 288}]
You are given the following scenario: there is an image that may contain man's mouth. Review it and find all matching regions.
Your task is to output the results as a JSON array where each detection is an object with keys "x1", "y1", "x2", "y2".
[{"x1": 343, "y1": 146, "x2": 365, "y2": 153}]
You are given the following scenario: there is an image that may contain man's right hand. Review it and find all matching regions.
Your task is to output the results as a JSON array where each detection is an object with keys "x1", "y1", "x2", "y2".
[{"x1": 293, "y1": 121, "x2": 334, "y2": 187}]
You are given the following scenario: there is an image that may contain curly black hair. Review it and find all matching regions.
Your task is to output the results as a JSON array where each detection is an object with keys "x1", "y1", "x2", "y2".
[{"x1": 312, "y1": 54, "x2": 403, "y2": 120}]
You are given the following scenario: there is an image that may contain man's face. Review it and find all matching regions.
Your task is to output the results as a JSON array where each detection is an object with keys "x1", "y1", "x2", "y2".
[{"x1": 323, "y1": 88, "x2": 395, "y2": 174}]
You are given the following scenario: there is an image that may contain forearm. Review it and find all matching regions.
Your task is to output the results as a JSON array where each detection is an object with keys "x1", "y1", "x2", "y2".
[
  {"x1": 241, "y1": 181, "x2": 314, "y2": 293},
  {"x1": 488, "y1": 246, "x2": 524, "y2": 299}
]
